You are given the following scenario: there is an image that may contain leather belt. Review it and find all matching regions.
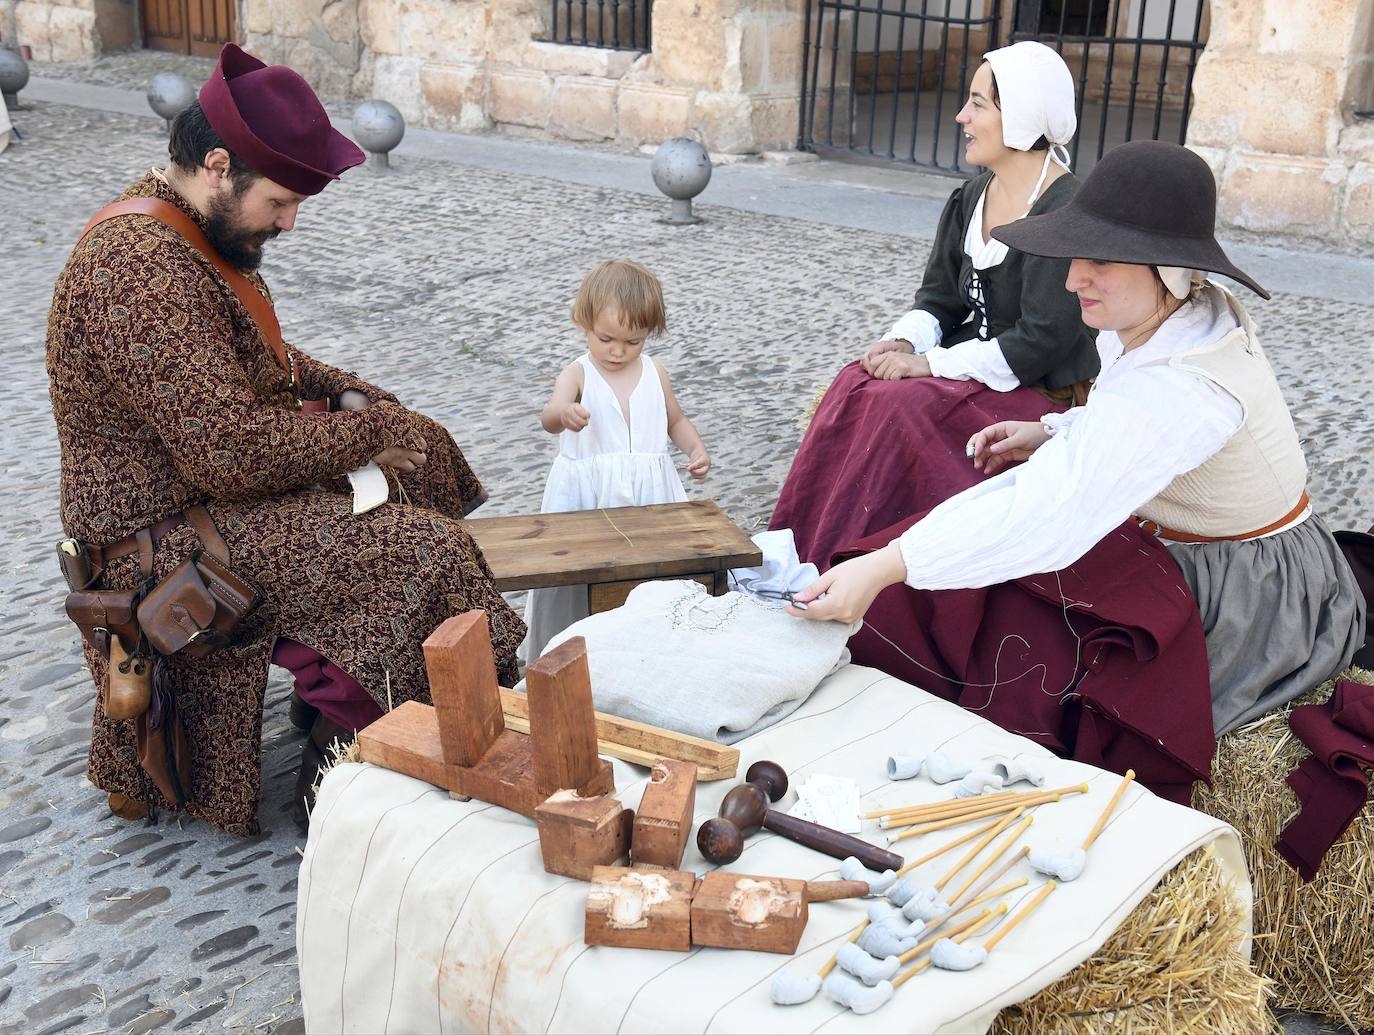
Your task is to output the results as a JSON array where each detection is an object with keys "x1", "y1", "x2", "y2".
[
  {"x1": 88, "y1": 514, "x2": 184, "y2": 572},
  {"x1": 1137, "y1": 491, "x2": 1310, "y2": 544},
  {"x1": 87, "y1": 505, "x2": 231, "y2": 575}
]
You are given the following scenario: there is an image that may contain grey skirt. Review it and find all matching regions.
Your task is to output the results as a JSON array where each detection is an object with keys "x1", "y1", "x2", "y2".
[{"x1": 1166, "y1": 513, "x2": 1366, "y2": 736}]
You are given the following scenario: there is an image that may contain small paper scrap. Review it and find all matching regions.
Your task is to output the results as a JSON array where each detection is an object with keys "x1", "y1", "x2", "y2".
[
  {"x1": 789, "y1": 774, "x2": 861, "y2": 833},
  {"x1": 348, "y1": 462, "x2": 390, "y2": 515}
]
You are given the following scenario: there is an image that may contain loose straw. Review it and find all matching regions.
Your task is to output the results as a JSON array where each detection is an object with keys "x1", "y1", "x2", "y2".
[
  {"x1": 945, "y1": 817, "x2": 1032, "y2": 906},
  {"x1": 1082, "y1": 769, "x2": 1135, "y2": 851},
  {"x1": 983, "y1": 880, "x2": 1057, "y2": 952}
]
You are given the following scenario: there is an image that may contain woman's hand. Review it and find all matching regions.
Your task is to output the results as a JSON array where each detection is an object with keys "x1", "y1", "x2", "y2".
[
  {"x1": 686, "y1": 447, "x2": 710, "y2": 480},
  {"x1": 968, "y1": 420, "x2": 1050, "y2": 474},
  {"x1": 337, "y1": 389, "x2": 371, "y2": 412},
  {"x1": 372, "y1": 446, "x2": 427, "y2": 474},
  {"x1": 868, "y1": 352, "x2": 933, "y2": 381},
  {"x1": 559, "y1": 403, "x2": 592, "y2": 432},
  {"x1": 786, "y1": 543, "x2": 907, "y2": 624},
  {"x1": 860, "y1": 338, "x2": 914, "y2": 376}
]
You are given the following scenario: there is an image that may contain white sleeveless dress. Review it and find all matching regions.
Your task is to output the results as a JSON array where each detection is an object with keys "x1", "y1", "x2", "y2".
[{"x1": 521, "y1": 353, "x2": 689, "y2": 662}]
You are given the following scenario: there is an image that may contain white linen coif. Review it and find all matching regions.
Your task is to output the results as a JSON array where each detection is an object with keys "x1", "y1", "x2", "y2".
[{"x1": 521, "y1": 353, "x2": 688, "y2": 662}]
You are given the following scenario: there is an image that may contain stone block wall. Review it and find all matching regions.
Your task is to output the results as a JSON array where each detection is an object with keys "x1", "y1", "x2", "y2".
[
  {"x1": 238, "y1": 0, "x2": 807, "y2": 153},
  {"x1": 13, "y1": 0, "x2": 132, "y2": 61},
  {"x1": 1188, "y1": 0, "x2": 1374, "y2": 248}
]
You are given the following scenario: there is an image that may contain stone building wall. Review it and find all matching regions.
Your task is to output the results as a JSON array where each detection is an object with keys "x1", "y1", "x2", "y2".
[
  {"x1": 1187, "y1": 0, "x2": 1374, "y2": 248},
  {"x1": 11, "y1": 0, "x2": 134, "y2": 61},
  {"x1": 239, "y1": 0, "x2": 807, "y2": 152}
]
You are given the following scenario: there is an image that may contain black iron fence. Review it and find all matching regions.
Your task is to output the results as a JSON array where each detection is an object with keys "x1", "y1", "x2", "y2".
[
  {"x1": 800, "y1": 0, "x2": 1209, "y2": 174},
  {"x1": 549, "y1": 0, "x2": 652, "y2": 52}
]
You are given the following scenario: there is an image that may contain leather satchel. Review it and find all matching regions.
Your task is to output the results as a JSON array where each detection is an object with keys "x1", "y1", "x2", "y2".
[
  {"x1": 65, "y1": 588, "x2": 141, "y2": 656},
  {"x1": 136, "y1": 509, "x2": 260, "y2": 658}
]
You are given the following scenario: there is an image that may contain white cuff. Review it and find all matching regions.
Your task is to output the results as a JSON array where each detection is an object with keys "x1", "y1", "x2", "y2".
[
  {"x1": 1041, "y1": 410, "x2": 1079, "y2": 437},
  {"x1": 925, "y1": 336, "x2": 1020, "y2": 391},
  {"x1": 888, "y1": 310, "x2": 942, "y2": 354}
]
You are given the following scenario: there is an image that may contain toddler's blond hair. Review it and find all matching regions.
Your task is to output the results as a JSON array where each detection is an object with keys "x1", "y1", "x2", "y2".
[{"x1": 571, "y1": 260, "x2": 668, "y2": 336}]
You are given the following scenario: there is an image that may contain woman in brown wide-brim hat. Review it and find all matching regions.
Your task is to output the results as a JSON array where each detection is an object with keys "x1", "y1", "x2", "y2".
[{"x1": 787, "y1": 141, "x2": 1364, "y2": 770}]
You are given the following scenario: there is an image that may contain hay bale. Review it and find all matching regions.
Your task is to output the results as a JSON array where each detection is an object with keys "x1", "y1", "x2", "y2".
[
  {"x1": 1191, "y1": 666, "x2": 1374, "y2": 1029},
  {"x1": 993, "y1": 846, "x2": 1274, "y2": 1034}
]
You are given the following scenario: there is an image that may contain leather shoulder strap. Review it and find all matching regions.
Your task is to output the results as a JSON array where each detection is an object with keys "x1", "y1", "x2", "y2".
[
  {"x1": 184, "y1": 505, "x2": 231, "y2": 565},
  {"x1": 80, "y1": 197, "x2": 289, "y2": 373}
]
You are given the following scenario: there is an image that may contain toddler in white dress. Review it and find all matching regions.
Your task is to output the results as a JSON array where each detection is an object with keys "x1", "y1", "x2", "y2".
[{"x1": 521, "y1": 260, "x2": 710, "y2": 662}]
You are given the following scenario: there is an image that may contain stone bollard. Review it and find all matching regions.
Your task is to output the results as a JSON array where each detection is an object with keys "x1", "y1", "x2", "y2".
[
  {"x1": 651, "y1": 138, "x2": 712, "y2": 225},
  {"x1": 147, "y1": 72, "x2": 196, "y2": 135},
  {"x1": 0, "y1": 46, "x2": 29, "y2": 112},
  {"x1": 352, "y1": 100, "x2": 404, "y2": 171}
]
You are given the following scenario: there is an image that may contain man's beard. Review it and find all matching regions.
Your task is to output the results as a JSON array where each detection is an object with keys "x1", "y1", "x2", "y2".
[{"x1": 205, "y1": 191, "x2": 280, "y2": 272}]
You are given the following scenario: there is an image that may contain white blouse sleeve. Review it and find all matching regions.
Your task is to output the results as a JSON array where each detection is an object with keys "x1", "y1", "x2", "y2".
[
  {"x1": 897, "y1": 366, "x2": 1243, "y2": 590},
  {"x1": 887, "y1": 310, "x2": 943, "y2": 354},
  {"x1": 925, "y1": 336, "x2": 1021, "y2": 391}
]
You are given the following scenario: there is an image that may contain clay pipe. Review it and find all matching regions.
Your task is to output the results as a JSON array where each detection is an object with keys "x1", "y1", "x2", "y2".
[{"x1": 696, "y1": 760, "x2": 903, "y2": 873}]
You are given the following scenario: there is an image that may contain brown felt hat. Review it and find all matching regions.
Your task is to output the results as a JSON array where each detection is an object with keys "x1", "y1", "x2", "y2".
[{"x1": 992, "y1": 140, "x2": 1270, "y2": 300}]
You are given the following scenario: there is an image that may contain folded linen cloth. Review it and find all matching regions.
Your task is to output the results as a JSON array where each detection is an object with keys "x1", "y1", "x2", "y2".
[
  {"x1": 535, "y1": 579, "x2": 858, "y2": 743},
  {"x1": 1277, "y1": 679, "x2": 1374, "y2": 881},
  {"x1": 729, "y1": 528, "x2": 819, "y2": 600}
]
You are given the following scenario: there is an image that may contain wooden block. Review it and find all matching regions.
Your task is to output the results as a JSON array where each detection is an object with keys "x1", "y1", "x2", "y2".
[
  {"x1": 446, "y1": 729, "x2": 614, "y2": 818},
  {"x1": 423, "y1": 612, "x2": 505, "y2": 768},
  {"x1": 585, "y1": 865, "x2": 694, "y2": 951},
  {"x1": 356, "y1": 701, "x2": 450, "y2": 788},
  {"x1": 689, "y1": 871, "x2": 809, "y2": 954},
  {"x1": 587, "y1": 573, "x2": 714, "y2": 615},
  {"x1": 526, "y1": 637, "x2": 603, "y2": 797},
  {"x1": 499, "y1": 688, "x2": 739, "y2": 781},
  {"x1": 535, "y1": 791, "x2": 633, "y2": 880},
  {"x1": 632, "y1": 759, "x2": 697, "y2": 870}
]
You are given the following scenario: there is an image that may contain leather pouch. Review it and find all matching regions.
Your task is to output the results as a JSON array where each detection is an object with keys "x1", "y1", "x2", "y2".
[
  {"x1": 65, "y1": 589, "x2": 141, "y2": 655},
  {"x1": 137, "y1": 555, "x2": 218, "y2": 656},
  {"x1": 105, "y1": 636, "x2": 152, "y2": 721}
]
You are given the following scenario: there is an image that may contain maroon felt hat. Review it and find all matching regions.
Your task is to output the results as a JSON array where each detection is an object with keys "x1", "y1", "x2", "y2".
[{"x1": 199, "y1": 43, "x2": 364, "y2": 196}]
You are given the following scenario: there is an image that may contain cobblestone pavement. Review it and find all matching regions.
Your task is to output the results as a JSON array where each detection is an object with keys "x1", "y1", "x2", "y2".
[{"x1": 2, "y1": 92, "x2": 1371, "y2": 1034}]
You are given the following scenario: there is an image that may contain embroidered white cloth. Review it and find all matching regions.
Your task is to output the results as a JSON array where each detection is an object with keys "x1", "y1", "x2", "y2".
[
  {"x1": 296, "y1": 664, "x2": 1249, "y2": 1034},
  {"x1": 531, "y1": 579, "x2": 857, "y2": 744},
  {"x1": 728, "y1": 528, "x2": 819, "y2": 599}
]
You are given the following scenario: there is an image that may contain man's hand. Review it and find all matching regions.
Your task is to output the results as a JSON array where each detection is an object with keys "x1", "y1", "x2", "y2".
[
  {"x1": 968, "y1": 420, "x2": 1050, "y2": 474},
  {"x1": 373, "y1": 446, "x2": 427, "y2": 474},
  {"x1": 868, "y1": 352, "x2": 933, "y2": 381},
  {"x1": 786, "y1": 543, "x2": 907, "y2": 625},
  {"x1": 560, "y1": 403, "x2": 592, "y2": 432},
  {"x1": 337, "y1": 389, "x2": 371, "y2": 412},
  {"x1": 860, "y1": 338, "x2": 914, "y2": 376},
  {"x1": 686, "y1": 447, "x2": 710, "y2": 480}
]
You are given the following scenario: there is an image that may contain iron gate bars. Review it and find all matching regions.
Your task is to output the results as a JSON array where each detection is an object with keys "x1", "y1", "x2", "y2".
[
  {"x1": 799, "y1": 0, "x2": 1003, "y2": 173},
  {"x1": 1009, "y1": 0, "x2": 1207, "y2": 169},
  {"x1": 550, "y1": 0, "x2": 652, "y2": 51}
]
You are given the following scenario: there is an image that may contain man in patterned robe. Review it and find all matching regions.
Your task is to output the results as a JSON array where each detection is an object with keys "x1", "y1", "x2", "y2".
[{"x1": 46, "y1": 44, "x2": 524, "y2": 835}]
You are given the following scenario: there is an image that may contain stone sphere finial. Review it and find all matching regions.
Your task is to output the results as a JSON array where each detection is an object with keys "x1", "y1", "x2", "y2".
[
  {"x1": 651, "y1": 138, "x2": 712, "y2": 225},
  {"x1": 0, "y1": 47, "x2": 30, "y2": 112},
  {"x1": 146, "y1": 72, "x2": 196, "y2": 134},
  {"x1": 352, "y1": 100, "x2": 405, "y2": 170}
]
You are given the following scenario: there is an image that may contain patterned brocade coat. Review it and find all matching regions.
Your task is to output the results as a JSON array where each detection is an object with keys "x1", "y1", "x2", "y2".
[{"x1": 46, "y1": 173, "x2": 525, "y2": 835}]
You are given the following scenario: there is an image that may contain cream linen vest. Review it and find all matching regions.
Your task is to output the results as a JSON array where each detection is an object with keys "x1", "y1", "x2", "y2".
[{"x1": 1135, "y1": 293, "x2": 1307, "y2": 538}]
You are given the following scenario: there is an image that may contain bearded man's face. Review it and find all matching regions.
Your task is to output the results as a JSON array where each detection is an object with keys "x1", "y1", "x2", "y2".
[{"x1": 206, "y1": 173, "x2": 305, "y2": 271}]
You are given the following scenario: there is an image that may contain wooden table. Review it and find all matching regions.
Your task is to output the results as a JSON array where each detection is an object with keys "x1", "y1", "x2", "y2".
[{"x1": 461, "y1": 500, "x2": 763, "y2": 613}]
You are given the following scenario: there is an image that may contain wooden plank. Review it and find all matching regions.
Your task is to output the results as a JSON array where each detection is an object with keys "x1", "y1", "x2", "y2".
[
  {"x1": 526, "y1": 637, "x2": 603, "y2": 796},
  {"x1": 631, "y1": 759, "x2": 697, "y2": 870},
  {"x1": 535, "y1": 792, "x2": 633, "y2": 880},
  {"x1": 424, "y1": 612, "x2": 505, "y2": 768},
  {"x1": 356, "y1": 701, "x2": 451, "y2": 789},
  {"x1": 585, "y1": 866, "x2": 694, "y2": 951},
  {"x1": 499, "y1": 687, "x2": 738, "y2": 781},
  {"x1": 587, "y1": 573, "x2": 714, "y2": 614},
  {"x1": 689, "y1": 872, "x2": 809, "y2": 955},
  {"x1": 462, "y1": 500, "x2": 762, "y2": 591}
]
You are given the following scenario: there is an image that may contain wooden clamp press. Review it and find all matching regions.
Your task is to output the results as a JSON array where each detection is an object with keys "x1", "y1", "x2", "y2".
[{"x1": 357, "y1": 612, "x2": 613, "y2": 817}]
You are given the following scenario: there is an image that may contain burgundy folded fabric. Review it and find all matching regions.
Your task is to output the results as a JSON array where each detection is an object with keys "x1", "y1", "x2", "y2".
[
  {"x1": 1277, "y1": 679, "x2": 1374, "y2": 882},
  {"x1": 837, "y1": 512, "x2": 1216, "y2": 805},
  {"x1": 272, "y1": 638, "x2": 383, "y2": 732}
]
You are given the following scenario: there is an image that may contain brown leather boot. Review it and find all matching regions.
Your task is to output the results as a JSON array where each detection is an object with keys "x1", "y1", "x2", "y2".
[
  {"x1": 293, "y1": 714, "x2": 352, "y2": 831},
  {"x1": 108, "y1": 791, "x2": 148, "y2": 821}
]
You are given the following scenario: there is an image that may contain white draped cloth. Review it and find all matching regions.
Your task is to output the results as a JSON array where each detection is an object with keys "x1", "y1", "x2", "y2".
[{"x1": 296, "y1": 664, "x2": 1249, "y2": 1034}]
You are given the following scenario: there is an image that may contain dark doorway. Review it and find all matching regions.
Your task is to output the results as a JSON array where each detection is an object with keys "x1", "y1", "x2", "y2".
[{"x1": 142, "y1": 0, "x2": 236, "y2": 57}]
